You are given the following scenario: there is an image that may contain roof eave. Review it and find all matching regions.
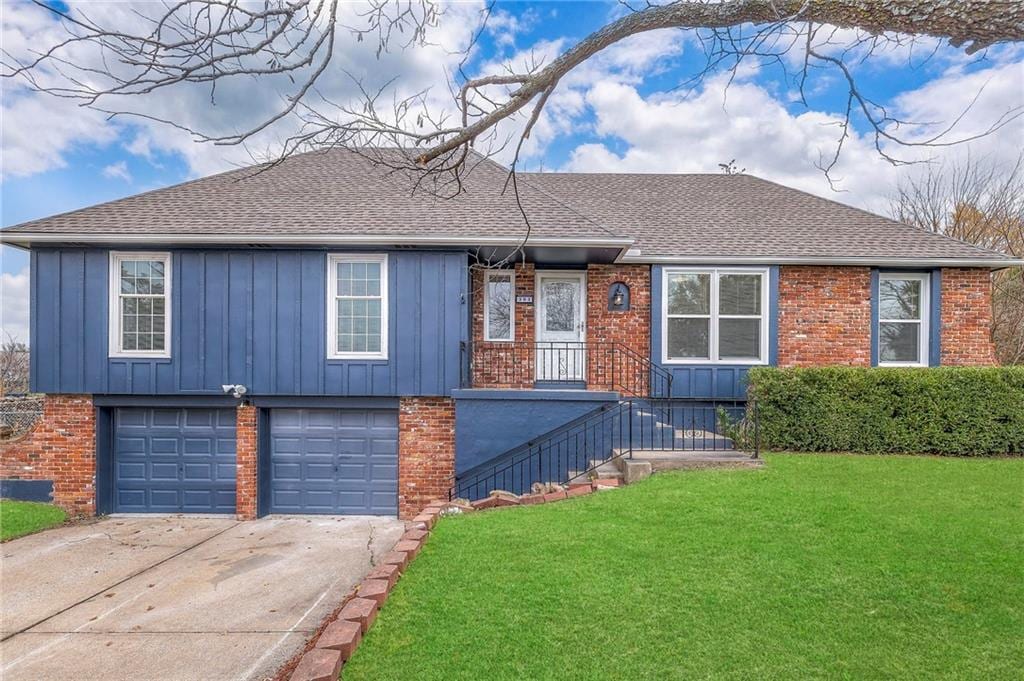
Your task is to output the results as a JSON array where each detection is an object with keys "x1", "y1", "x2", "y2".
[
  {"x1": 0, "y1": 231, "x2": 636, "y2": 250},
  {"x1": 617, "y1": 253, "x2": 1023, "y2": 269}
]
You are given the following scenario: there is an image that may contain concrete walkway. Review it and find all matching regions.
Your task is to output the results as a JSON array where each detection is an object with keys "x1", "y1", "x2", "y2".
[{"x1": 0, "y1": 515, "x2": 404, "y2": 681}]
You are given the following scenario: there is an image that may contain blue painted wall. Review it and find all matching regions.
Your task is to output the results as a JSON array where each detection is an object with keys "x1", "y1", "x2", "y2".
[
  {"x1": 650, "y1": 265, "x2": 779, "y2": 400},
  {"x1": 453, "y1": 389, "x2": 619, "y2": 473},
  {"x1": 31, "y1": 248, "x2": 468, "y2": 396}
]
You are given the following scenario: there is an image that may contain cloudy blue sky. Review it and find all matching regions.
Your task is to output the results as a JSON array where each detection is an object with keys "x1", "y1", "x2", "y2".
[{"x1": 2, "y1": 1, "x2": 1023, "y2": 342}]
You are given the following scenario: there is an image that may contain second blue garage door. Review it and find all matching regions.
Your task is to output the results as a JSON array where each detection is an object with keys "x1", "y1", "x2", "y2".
[{"x1": 269, "y1": 408, "x2": 399, "y2": 515}]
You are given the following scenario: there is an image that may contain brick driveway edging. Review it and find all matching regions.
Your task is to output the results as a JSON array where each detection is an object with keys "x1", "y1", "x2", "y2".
[{"x1": 284, "y1": 480, "x2": 624, "y2": 681}]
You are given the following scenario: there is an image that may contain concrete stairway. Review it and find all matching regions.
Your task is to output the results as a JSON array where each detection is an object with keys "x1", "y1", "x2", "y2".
[{"x1": 610, "y1": 449, "x2": 764, "y2": 485}]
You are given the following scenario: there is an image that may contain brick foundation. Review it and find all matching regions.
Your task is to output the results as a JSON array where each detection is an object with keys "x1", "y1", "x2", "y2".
[
  {"x1": 235, "y1": 403, "x2": 258, "y2": 520},
  {"x1": 777, "y1": 266, "x2": 872, "y2": 367},
  {"x1": 397, "y1": 397, "x2": 455, "y2": 519},
  {"x1": 0, "y1": 394, "x2": 96, "y2": 515},
  {"x1": 940, "y1": 268, "x2": 997, "y2": 366}
]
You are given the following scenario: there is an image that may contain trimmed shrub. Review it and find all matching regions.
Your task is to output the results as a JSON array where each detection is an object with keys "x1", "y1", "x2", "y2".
[{"x1": 747, "y1": 367, "x2": 1024, "y2": 455}]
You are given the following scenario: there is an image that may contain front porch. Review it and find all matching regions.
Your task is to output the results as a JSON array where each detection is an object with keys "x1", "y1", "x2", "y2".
[
  {"x1": 469, "y1": 262, "x2": 655, "y2": 394},
  {"x1": 461, "y1": 340, "x2": 672, "y2": 397}
]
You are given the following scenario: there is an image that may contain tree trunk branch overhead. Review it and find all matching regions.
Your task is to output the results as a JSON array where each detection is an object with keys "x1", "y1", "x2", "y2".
[
  {"x1": 419, "y1": 0, "x2": 1024, "y2": 165},
  {"x1": 3, "y1": 0, "x2": 1023, "y2": 182}
]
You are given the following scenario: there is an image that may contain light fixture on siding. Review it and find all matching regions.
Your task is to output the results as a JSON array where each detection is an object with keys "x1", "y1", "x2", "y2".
[{"x1": 222, "y1": 384, "x2": 248, "y2": 399}]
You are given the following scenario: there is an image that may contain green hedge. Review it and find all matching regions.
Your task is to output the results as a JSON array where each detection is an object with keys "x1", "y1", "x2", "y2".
[{"x1": 746, "y1": 367, "x2": 1024, "y2": 455}]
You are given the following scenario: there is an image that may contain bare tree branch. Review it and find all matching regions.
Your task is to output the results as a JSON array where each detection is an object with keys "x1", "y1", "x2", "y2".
[{"x1": 892, "y1": 154, "x2": 1024, "y2": 364}]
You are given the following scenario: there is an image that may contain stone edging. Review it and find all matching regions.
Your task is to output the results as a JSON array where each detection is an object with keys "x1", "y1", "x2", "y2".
[{"x1": 284, "y1": 478, "x2": 623, "y2": 681}]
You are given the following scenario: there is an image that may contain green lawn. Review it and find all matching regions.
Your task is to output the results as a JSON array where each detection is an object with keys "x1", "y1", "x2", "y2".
[
  {"x1": 0, "y1": 499, "x2": 67, "y2": 541},
  {"x1": 345, "y1": 454, "x2": 1024, "y2": 680}
]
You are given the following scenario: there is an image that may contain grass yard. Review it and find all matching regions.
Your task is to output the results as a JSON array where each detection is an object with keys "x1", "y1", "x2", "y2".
[
  {"x1": 0, "y1": 499, "x2": 67, "y2": 541},
  {"x1": 345, "y1": 454, "x2": 1024, "y2": 680}
]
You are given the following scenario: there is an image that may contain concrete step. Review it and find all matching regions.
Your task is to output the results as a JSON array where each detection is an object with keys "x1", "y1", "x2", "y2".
[
  {"x1": 567, "y1": 460, "x2": 625, "y2": 482},
  {"x1": 629, "y1": 449, "x2": 763, "y2": 472}
]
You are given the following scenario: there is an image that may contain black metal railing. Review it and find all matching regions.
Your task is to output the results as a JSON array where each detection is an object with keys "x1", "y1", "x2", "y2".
[
  {"x1": 452, "y1": 400, "x2": 634, "y2": 500},
  {"x1": 461, "y1": 341, "x2": 673, "y2": 399},
  {"x1": 629, "y1": 399, "x2": 757, "y2": 453},
  {"x1": 451, "y1": 398, "x2": 760, "y2": 501}
]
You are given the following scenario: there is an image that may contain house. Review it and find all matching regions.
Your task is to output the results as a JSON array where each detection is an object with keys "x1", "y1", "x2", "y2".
[{"x1": 0, "y1": 149, "x2": 1018, "y2": 519}]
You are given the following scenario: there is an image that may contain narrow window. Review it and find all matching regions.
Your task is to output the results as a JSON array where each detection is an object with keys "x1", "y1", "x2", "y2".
[
  {"x1": 718, "y1": 273, "x2": 762, "y2": 360},
  {"x1": 328, "y1": 254, "x2": 388, "y2": 359},
  {"x1": 664, "y1": 268, "x2": 767, "y2": 364},
  {"x1": 878, "y1": 273, "x2": 929, "y2": 366},
  {"x1": 484, "y1": 270, "x2": 514, "y2": 341},
  {"x1": 665, "y1": 272, "x2": 711, "y2": 359},
  {"x1": 109, "y1": 252, "x2": 171, "y2": 358}
]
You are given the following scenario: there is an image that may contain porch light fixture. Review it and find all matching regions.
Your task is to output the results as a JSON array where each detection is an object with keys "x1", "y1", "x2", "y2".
[{"x1": 608, "y1": 282, "x2": 630, "y2": 311}]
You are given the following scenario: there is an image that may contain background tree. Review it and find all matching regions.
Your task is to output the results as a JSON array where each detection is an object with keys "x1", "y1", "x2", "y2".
[
  {"x1": 891, "y1": 156, "x2": 1024, "y2": 364},
  {"x1": 0, "y1": 334, "x2": 31, "y2": 396},
  {"x1": 3, "y1": 0, "x2": 1022, "y2": 188}
]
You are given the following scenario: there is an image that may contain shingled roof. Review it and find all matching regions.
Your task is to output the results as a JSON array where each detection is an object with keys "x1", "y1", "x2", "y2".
[
  {"x1": 2, "y1": 148, "x2": 1017, "y2": 266},
  {"x1": 0, "y1": 149, "x2": 623, "y2": 246},
  {"x1": 520, "y1": 172, "x2": 1015, "y2": 263}
]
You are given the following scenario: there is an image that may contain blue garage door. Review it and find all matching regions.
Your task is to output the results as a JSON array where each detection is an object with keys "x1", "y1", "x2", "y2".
[
  {"x1": 114, "y1": 408, "x2": 237, "y2": 513},
  {"x1": 270, "y1": 408, "x2": 398, "y2": 515}
]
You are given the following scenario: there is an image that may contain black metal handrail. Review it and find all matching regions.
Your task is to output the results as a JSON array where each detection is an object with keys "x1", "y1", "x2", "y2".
[
  {"x1": 452, "y1": 400, "x2": 634, "y2": 500},
  {"x1": 463, "y1": 340, "x2": 673, "y2": 399},
  {"x1": 450, "y1": 398, "x2": 759, "y2": 501}
]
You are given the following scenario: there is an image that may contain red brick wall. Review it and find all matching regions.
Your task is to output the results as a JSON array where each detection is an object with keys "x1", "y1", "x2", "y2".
[
  {"x1": 397, "y1": 397, "x2": 454, "y2": 519},
  {"x1": 586, "y1": 264, "x2": 651, "y2": 390},
  {"x1": 940, "y1": 268, "x2": 997, "y2": 365},
  {"x1": 471, "y1": 263, "x2": 535, "y2": 388},
  {"x1": 777, "y1": 266, "x2": 872, "y2": 367},
  {"x1": 0, "y1": 394, "x2": 96, "y2": 515},
  {"x1": 235, "y1": 404, "x2": 258, "y2": 520}
]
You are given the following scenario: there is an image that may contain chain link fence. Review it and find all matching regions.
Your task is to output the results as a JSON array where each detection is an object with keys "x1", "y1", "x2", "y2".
[{"x1": 0, "y1": 395, "x2": 43, "y2": 440}]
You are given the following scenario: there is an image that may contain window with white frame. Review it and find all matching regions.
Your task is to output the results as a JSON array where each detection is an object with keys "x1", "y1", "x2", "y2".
[
  {"x1": 483, "y1": 270, "x2": 514, "y2": 341},
  {"x1": 663, "y1": 268, "x2": 768, "y2": 363},
  {"x1": 878, "y1": 272, "x2": 929, "y2": 366},
  {"x1": 109, "y1": 252, "x2": 171, "y2": 357},
  {"x1": 328, "y1": 254, "x2": 388, "y2": 359}
]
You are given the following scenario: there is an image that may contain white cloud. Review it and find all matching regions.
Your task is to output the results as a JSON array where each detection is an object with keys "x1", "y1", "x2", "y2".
[
  {"x1": 102, "y1": 160, "x2": 132, "y2": 182},
  {"x1": 0, "y1": 265, "x2": 30, "y2": 343},
  {"x1": 558, "y1": 54, "x2": 1024, "y2": 215},
  {"x1": 477, "y1": 28, "x2": 687, "y2": 167},
  {"x1": 1, "y1": 0, "x2": 487, "y2": 179},
  {"x1": 562, "y1": 74, "x2": 901, "y2": 212},
  {"x1": 486, "y1": 8, "x2": 539, "y2": 48},
  {"x1": 1, "y1": 93, "x2": 119, "y2": 178}
]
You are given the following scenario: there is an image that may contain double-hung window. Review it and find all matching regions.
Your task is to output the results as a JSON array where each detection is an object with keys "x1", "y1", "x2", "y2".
[
  {"x1": 328, "y1": 254, "x2": 388, "y2": 359},
  {"x1": 663, "y1": 268, "x2": 768, "y2": 363},
  {"x1": 109, "y1": 252, "x2": 171, "y2": 358},
  {"x1": 878, "y1": 272, "x2": 929, "y2": 366},
  {"x1": 483, "y1": 270, "x2": 514, "y2": 341}
]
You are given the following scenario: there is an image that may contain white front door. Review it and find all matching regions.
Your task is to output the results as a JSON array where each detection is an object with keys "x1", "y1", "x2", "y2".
[{"x1": 536, "y1": 272, "x2": 586, "y2": 381}]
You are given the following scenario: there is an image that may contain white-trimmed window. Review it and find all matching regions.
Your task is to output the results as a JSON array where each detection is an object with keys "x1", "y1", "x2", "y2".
[
  {"x1": 663, "y1": 268, "x2": 768, "y2": 364},
  {"x1": 328, "y1": 254, "x2": 388, "y2": 359},
  {"x1": 483, "y1": 269, "x2": 515, "y2": 341},
  {"x1": 878, "y1": 272, "x2": 930, "y2": 366},
  {"x1": 109, "y1": 252, "x2": 171, "y2": 358}
]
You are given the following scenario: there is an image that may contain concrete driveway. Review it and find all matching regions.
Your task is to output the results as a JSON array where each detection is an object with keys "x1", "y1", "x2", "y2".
[{"x1": 0, "y1": 515, "x2": 404, "y2": 681}]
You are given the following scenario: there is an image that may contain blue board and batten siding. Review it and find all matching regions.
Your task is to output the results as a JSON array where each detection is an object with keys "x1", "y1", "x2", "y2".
[
  {"x1": 31, "y1": 249, "x2": 468, "y2": 397},
  {"x1": 650, "y1": 265, "x2": 780, "y2": 400}
]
